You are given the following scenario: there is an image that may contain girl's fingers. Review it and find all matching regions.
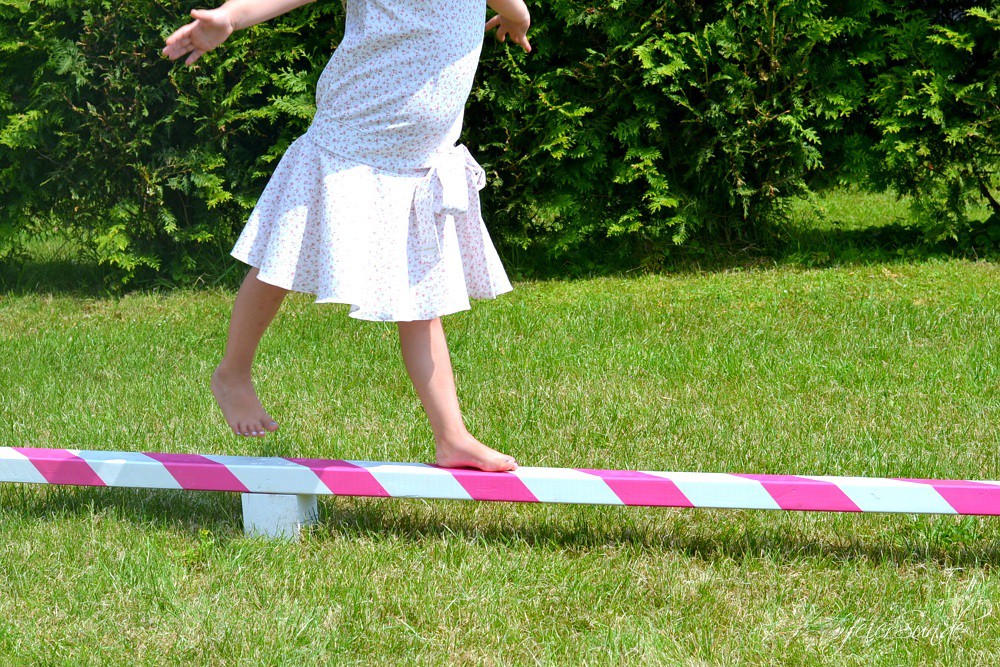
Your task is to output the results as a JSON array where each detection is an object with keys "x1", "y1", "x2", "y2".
[
  {"x1": 167, "y1": 22, "x2": 195, "y2": 45},
  {"x1": 164, "y1": 31, "x2": 183, "y2": 48},
  {"x1": 163, "y1": 25, "x2": 195, "y2": 59},
  {"x1": 484, "y1": 14, "x2": 532, "y2": 53},
  {"x1": 162, "y1": 38, "x2": 192, "y2": 60}
]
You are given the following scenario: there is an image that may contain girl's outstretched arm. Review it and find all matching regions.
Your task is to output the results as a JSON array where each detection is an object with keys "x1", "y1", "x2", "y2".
[
  {"x1": 485, "y1": 0, "x2": 531, "y2": 53},
  {"x1": 162, "y1": 0, "x2": 316, "y2": 66}
]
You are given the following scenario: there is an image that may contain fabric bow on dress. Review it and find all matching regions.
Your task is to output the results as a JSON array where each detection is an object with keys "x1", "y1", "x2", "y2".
[{"x1": 411, "y1": 143, "x2": 487, "y2": 266}]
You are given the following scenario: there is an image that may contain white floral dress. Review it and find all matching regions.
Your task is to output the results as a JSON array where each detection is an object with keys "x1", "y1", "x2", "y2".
[{"x1": 231, "y1": 0, "x2": 513, "y2": 321}]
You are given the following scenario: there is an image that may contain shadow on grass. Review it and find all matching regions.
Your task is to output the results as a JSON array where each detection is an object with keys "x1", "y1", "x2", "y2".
[
  {"x1": 316, "y1": 498, "x2": 1000, "y2": 568},
  {"x1": 5, "y1": 483, "x2": 995, "y2": 568},
  {"x1": 0, "y1": 483, "x2": 244, "y2": 536},
  {"x1": 3, "y1": 222, "x2": 997, "y2": 298},
  {"x1": 0, "y1": 257, "x2": 112, "y2": 298},
  {"x1": 0, "y1": 238, "x2": 246, "y2": 298},
  {"x1": 495, "y1": 221, "x2": 999, "y2": 283}
]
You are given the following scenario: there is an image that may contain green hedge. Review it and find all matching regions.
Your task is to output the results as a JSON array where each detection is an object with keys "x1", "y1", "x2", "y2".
[
  {"x1": 861, "y1": 4, "x2": 1000, "y2": 241},
  {"x1": 0, "y1": 0, "x2": 341, "y2": 280},
  {"x1": 467, "y1": 0, "x2": 862, "y2": 254},
  {"x1": 0, "y1": 0, "x2": 997, "y2": 283}
]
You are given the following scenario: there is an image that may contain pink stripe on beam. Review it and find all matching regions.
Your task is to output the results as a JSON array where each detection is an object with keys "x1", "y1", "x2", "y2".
[
  {"x1": 899, "y1": 478, "x2": 1000, "y2": 516},
  {"x1": 14, "y1": 448, "x2": 105, "y2": 487},
  {"x1": 734, "y1": 474, "x2": 862, "y2": 512},
  {"x1": 144, "y1": 453, "x2": 249, "y2": 492},
  {"x1": 446, "y1": 467, "x2": 539, "y2": 503},
  {"x1": 578, "y1": 469, "x2": 694, "y2": 507},
  {"x1": 287, "y1": 458, "x2": 391, "y2": 497}
]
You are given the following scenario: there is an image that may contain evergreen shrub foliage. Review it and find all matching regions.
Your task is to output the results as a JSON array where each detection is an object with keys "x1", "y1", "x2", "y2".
[
  {"x1": 0, "y1": 0, "x2": 998, "y2": 282},
  {"x1": 468, "y1": 0, "x2": 864, "y2": 254},
  {"x1": 863, "y1": 2, "x2": 1000, "y2": 241},
  {"x1": 0, "y1": 0, "x2": 344, "y2": 280}
]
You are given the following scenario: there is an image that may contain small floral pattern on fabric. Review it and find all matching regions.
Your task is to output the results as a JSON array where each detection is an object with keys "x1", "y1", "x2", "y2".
[{"x1": 230, "y1": 0, "x2": 513, "y2": 321}]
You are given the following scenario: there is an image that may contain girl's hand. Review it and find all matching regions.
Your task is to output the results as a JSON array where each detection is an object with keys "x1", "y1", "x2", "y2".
[
  {"x1": 162, "y1": 8, "x2": 235, "y2": 66},
  {"x1": 485, "y1": 12, "x2": 532, "y2": 53}
]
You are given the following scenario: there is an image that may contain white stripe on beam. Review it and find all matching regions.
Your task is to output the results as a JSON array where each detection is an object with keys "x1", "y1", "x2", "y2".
[
  {"x1": 0, "y1": 447, "x2": 48, "y2": 484},
  {"x1": 73, "y1": 450, "x2": 182, "y2": 490},
  {"x1": 512, "y1": 467, "x2": 624, "y2": 505},
  {"x1": 645, "y1": 472, "x2": 782, "y2": 510},
  {"x1": 803, "y1": 476, "x2": 957, "y2": 514},
  {"x1": 353, "y1": 462, "x2": 473, "y2": 500},
  {"x1": 204, "y1": 455, "x2": 328, "y2": 495}
]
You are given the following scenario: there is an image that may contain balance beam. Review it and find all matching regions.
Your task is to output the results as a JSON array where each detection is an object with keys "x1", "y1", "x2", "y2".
[{"x1": 2, "y1": 447, "x2": 998, "y2": 539}]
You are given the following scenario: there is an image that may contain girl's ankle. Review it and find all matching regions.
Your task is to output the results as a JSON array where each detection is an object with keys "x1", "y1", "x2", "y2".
[
  {"x1": 434, "y1": 425, "x2": 471, "y2": 446},
  {"x1": 213, "y1": 361, "x2": 252, "y2": 380}
]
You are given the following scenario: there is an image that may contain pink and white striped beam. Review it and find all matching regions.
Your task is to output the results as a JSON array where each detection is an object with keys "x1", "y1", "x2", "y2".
[{"x1": 2, "y1": 447, "x2": 999, "y2": 515}]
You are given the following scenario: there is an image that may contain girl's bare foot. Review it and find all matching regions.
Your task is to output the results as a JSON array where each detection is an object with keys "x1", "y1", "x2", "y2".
[
  {"x1": 210, "y1": 366, "x2": 279, "y2": 437},
  {"x1": 435, "y1": 430, "x2": 517, "y2": 472}
]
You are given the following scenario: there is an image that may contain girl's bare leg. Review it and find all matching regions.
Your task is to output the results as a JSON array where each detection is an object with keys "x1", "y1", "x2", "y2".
[
  {"x1": 211, "y1": 267, "x2": 288, "y2": 436},
  {"x1": 397, "y1": 318, "x2": 517, "y2": 472}
]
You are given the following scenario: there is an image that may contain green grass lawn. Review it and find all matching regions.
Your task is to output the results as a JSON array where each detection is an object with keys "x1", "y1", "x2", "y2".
[{"x1": 1, "y1": 190, "x2": 998, "y2": 665}]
